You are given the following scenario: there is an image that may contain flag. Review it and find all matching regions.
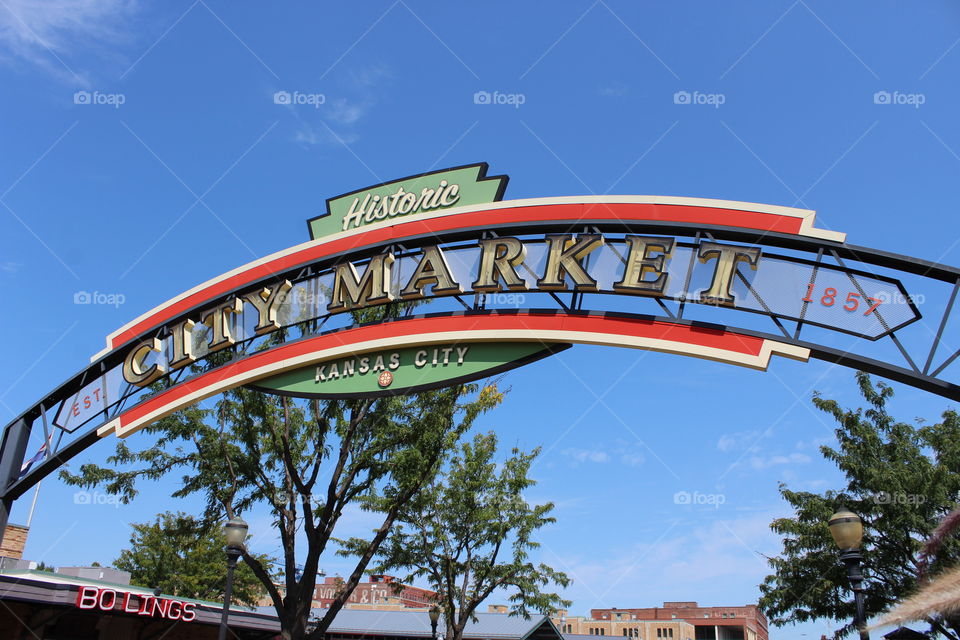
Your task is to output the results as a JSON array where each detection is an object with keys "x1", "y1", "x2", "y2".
[{"x1": 19, "y1": 434, "x2": 52, "y2": 479}]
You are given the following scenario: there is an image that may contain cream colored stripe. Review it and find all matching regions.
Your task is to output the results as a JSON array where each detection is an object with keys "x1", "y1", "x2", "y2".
[
  {"x1": 100, "y1": 329, "x2": 809, "y2": 439},
  {"x1": 94, "y1": 195, "x2": 842, "y2": 360}
]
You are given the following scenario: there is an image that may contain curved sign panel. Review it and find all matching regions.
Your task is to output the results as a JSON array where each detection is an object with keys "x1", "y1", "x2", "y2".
[{"x1": 2, "y1": 162, "x2": 959, "y2": 533}]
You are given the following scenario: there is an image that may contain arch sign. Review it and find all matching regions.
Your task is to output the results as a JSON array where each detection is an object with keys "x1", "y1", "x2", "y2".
[{"x1": 2, "y1": 162, "x2": 960, "y2": 531}]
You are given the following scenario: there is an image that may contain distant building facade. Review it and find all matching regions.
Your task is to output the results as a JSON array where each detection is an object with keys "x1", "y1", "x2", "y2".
[
  {"x1": 557, "y1": 602, "x2": 767, "y2": 640},
  {"x1": 314, "y1": 575, "x2": 437, "y2": 609},
  {"x1": 0, "y1": 523, "x2": 28, "y2": 560},
  {"x1": 556, "y1": 613, "x2": 695, "y2": 640}
]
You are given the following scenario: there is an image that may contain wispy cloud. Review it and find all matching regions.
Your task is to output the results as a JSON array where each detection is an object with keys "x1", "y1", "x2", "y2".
[
  {"x1": 275, "y1": 62, "x2": 392, "y2": 148},
  {"x1": 561, "y1": 446, "x2": 610, "y2": 465},
  {"x1": 560, "y1": 440, "x2": 645, "y2": 467},
  {"x1": 325, "y1": 98, "x2": 369, "y2": 126},
  {"x1": 716, "y1": 429, "x2": 761, "y2": 453},
  {"x1": 599, "y1": 83, "x2": 628, "y2": 97},
  {"x1": 748, "y1": 451, "x2": 811, "y2": 470},
  {"x1": 0, "y1": 0, "x2": 136, "y2": 81},
  {"x1": 293, "y1": 122, "x2": 359, "y2": 147},
  {"x1": 542, "y1": 510, "x2": 788, "y2": 611}
]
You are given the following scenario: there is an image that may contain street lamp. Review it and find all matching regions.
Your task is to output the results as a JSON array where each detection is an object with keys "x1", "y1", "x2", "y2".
[
  {"x1": 829, "y1": 509, "x2": 869, "y2": 640},
  {"x1": 429, "y1": 606, "x2": 441, "y2": 640},
  {"x1": 218, "y1": 516, "x2": 249, "y2": 640}
]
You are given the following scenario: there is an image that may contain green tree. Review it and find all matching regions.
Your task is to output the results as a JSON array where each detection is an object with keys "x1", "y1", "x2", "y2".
[
  {"x1": 759, "y1": 372, "x2": 960, "y2": 639},
  {"x1": 62, "y1": 352, "x2": 502, "y2": 639},
  {"x1": 356, "y1": 431, "x2": 571, "y2": 640},
  {"x1": 114, "y1": 511, "x2": 269, "y2": 607}
]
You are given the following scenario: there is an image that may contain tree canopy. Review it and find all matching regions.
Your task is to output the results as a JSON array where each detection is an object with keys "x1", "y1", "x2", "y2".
[
  {"x1": 759, "y1": 372, "x2": 960, "y2": 639},
  {"x1": 355, "y1": 431, "x2": 571, "y2": 640},
  {"x1": 62, "y1": 330, "x2": 504, "y2": 640},
  {"x1": 114, "y1": 511, "x2": 269, "y2": 607}
]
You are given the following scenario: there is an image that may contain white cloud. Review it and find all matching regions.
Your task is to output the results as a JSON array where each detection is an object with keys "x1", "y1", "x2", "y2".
[
  {"x1": 325, "y1": 98, "x2": 368, "y2": 126},
  {"x1": 0, "y1": 0, "x2": 135, "y2": 80},
  {"x1": 293, "y1": 122, "x2": 359, "y2": 148},
  {"x1": 559, "y1": 440, "x2": 645, "y2": 467},
  {"x1": 540, "y1": 510, "x2": 787, "y2": 612},
  {"x1": 716, "y1": 429, "x2": 761, "y2": 452},
  {"x1": 561, "y1": 447, "x2": 610, "y2": 465},
  {"x1": 748, "y1": 452, "x2": 811, "y2": 470},
  {"x1": 0, "y1": 261, "x2": 21, "y2": 274},
  {"x1": 598, "y1": 83, "x2": 628, "y2": 97}
]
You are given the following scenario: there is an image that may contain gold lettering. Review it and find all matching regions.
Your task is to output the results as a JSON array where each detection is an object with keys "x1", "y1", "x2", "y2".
[
  {"x1": 168, "y1": 319, "x2": 196, "y2": 370},
  {"x1": 536, "y1": 233, "x2": 604, "y2": 291},
  {"x1": 328, "y1": 253, "x2": 395, "y2": 313},
  {"x1": 242, "y1": 280, "x2": 293, "y2": 335},
  {"x1": 471, "y1": 238, "x2": 527, "y2": 292},
  {"x1": 400, "y1": 246, "x2": 462, "y2": 299},
  {"x1": 200, "y1": 298, "x2": 243, "y2": 352},
  {"x1": 697, "y1": 241, "x2": 761, "y2": 305},
  {"x1": 612, "y1": 236, "x2": 675, "y2": 295},
  {"x1": 122, "y1": 338, "x2": 165, "y2": 387}
]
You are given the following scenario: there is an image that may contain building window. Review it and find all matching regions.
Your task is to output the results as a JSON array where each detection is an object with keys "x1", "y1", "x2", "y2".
[
  {"x1": 657, "y1": 629, "x2": 662, "y2": 638},
  {"x1": 669, "y1": 630, "x2": 674, "y2": 638}
]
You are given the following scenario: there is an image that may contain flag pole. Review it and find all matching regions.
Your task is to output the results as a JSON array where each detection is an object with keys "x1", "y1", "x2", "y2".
[
  {"x1": 25, "y1": 482, "x2": 41, "y2": 529},
  {"x1": 25, "y1": 430, "x2": 62, "y2": 530}
]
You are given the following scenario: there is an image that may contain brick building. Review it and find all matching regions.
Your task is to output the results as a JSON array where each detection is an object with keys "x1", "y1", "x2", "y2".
[
  {"x1": 0, "y1": 523, "x2": 28, "y2": 559},
  {"x1": 561, "y1": 602, "x2": 767, "y2": 640},
  {"x1": 314, "y1": 575, "x2": 437, "y2": 609},
  {"x1": 555, "y1": 612, "x2": 695, "y2": 640}
]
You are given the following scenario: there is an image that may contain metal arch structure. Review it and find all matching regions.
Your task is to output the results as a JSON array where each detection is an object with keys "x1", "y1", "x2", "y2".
[{"x1": 3, "y1": 167, "x2": 960, "y2": 535}]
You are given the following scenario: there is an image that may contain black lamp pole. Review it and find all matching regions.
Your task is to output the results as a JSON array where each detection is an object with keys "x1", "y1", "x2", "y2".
[
  {"x1": 218, "y1": 517, "x2": 249, "y2": 640},
  {"x1": 429, "y1": 606, "x2": 441, "y2": 640},
  {"x1": 829, "y1": 510, "x2": 869, "y2": 640},
  {"x1": 840, "y1": 549, "x2": 869, "y2": 640},
  {"x1": 219, "y1": 547, "x2": 241, "y2": 640}
]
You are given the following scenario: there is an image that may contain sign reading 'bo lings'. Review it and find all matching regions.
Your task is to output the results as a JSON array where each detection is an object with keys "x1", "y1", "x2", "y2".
[{"x1": 76, "y1": 585, "x2": 198, "y2": 622}]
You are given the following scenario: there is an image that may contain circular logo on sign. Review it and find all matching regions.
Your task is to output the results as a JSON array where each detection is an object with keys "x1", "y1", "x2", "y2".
[{"x1": 377, "y1": 371, "x2": 393, "y2": 388}]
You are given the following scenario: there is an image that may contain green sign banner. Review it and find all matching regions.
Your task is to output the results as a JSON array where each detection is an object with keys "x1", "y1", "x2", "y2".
[
  {"x1": 307, "y1": 163, "x2": 508, "y2": 239},
  {"x1": 250, "y1": 341, "x2": 567, "y2": 399}
]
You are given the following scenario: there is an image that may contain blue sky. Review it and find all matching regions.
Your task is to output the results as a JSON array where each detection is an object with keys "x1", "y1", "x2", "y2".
[{"x1": 2, "y1": 1, "x2": 960, "y2": 639}]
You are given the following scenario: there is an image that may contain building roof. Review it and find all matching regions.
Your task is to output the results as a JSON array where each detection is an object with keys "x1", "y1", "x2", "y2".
[
  {"x1": 883, "y1": 628, "x2": 928, "y2": 640},
  {"x1": 0, "y1": 568, "x2": 562, "y2": 640},
  {"x1": 280, "y1": 607, "x2": 561, "y2": 640},
  {"x1": 0, "y1": 569, "x2": 227, "y2": 608}
]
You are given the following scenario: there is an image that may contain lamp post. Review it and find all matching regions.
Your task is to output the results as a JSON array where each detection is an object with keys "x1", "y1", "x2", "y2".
[
  {"x1": 828, "y1": 509, "x2": 869, "y2": 640},
  {"x1": 218, "y1": 516, "x2": 249, "y2": 640},
  {"x1": 429, "y1": 606, "x2": 441, "y2": 640}
]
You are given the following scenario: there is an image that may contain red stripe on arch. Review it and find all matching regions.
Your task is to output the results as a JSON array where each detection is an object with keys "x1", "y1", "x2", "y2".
[
  {"x1": 108, "y1": 202, "x2": 800, "y2": 350},
  {"x1": 114, "y1": 313, "x2": 765, "y2": 431}
]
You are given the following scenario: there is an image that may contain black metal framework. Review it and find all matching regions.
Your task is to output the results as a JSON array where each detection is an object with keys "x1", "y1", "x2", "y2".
[{"x1": 2, "y1": 218, "x2": 959, "y2": 535}]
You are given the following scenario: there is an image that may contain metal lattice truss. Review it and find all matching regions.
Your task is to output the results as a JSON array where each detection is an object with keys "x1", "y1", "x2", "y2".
[{"x1": 2, "y1": 196, "x2": 958, "y2": 531}]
